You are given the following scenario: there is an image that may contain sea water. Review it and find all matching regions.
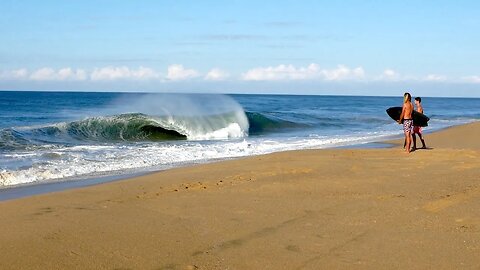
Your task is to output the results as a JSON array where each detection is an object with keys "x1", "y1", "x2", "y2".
[{"x1": 1, "y1": 91, "x2": 479, "y2": 187}]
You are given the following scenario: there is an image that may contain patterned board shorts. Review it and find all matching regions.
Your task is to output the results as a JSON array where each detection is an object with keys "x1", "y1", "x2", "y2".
[
  {"x1": 403, "y1": 119, "x2": 413, "y2": 133},
  {"x1": 413, "y1": 126, "x2": 422, "y2": 134}
]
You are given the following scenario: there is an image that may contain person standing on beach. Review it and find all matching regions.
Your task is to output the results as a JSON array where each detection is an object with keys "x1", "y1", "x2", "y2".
[
  {"x1": 412, "y1": 97, "x2": 427, "y2": 150},
  {"x1": 398, "y1": 92, "x2": 414, "y2": 153}
]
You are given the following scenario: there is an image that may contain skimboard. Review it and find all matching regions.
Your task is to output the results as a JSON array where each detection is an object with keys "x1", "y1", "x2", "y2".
[{"x1": 386, "y1": 107, "x2": 429, "y2": 127}]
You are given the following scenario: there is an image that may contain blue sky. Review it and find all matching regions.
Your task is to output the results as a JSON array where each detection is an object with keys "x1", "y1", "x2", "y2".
[{"x1": 1, "y1": 0, "x2": 479, "y2": 96}]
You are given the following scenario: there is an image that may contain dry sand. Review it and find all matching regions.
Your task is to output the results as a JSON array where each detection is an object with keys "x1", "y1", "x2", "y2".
[{"x1": 0, "y1": 122, "x2": 479, "y2": 270}]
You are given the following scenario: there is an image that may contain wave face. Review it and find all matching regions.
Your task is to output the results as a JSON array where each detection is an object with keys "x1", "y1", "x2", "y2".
[
  {"x1": 0, "y1": 112, "x2": 250, "y2": 148},
  {"x1": 0, "y1": 111, "x2": 308, "y2": 148},
  {"x1": 32, "y1": 113, "x2": 189, "y2": 141},
  {"x1": 246, "y1": 112, "x2": 308, "y2": 134}
]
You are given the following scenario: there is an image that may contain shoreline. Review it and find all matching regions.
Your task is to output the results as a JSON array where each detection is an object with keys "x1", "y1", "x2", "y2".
[
  {"x1": 0, "y1": 121, "x2": 474, "y2": 201},
  {"x1": 0, "y1": 121, "x2": 479, "y2": 269},
  {"x1": 0, "y1": 134, "x2": 404, "y2": 201},
  {"x1": 0, "y1": 141, "x2": 391, "y2": 202}
]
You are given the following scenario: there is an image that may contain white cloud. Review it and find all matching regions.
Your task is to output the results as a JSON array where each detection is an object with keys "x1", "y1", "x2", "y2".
[
  {"x1": 0, "y1": 68, "x2": 29, "y2": 80},
  {"x1": 376, "y1": 69, "x2": 401, "y2": 81},
  {"x1": 242, "y1": 63, "x2": 365, "y2": 81},
  {"x1": 423, "y1": 74, "x2": 447, "y2": 82},
  {"x1": 166, "y1": 64, "x2": 199, "y2": 81},
  {"x1": 90, "y1": 66, "x2": 159, "y2": 81},
  {"x1": 242, "y1": 64, "x2": 319, "y2": 81},
  {"x1": 462, "y1": 75, "x2": 480, "y2": 83},
  {"x1": 29, "y1": 67, "x2": 87, "y2": 81},
  {"x1": 30, "y1": 68, "x2": 56, "y2": 80},
  {"x1": 58, "y1": 68, "x2": 87, "y2": 80},
  {"x1": 376, "y1": 70, "x2": 450, "y2": 82},
  {"x1": 322, "y1": 65, "x2": 365, "y2": 81},
  {"x1": 205, "y1": 68, "x2": 230, "y2": 81},
  {"x1": 353, "y1": 67, "x2": 366, "y2": 77},
  {"x1": 383, "y1": 69, "x2": 398, "y2": 78}
]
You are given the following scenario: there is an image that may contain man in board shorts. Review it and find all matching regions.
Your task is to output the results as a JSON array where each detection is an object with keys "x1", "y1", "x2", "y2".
[
  {"x1": 398, "y1": 92, "x2": 414, "y2": 153},
  {"x1": 412, "y1": 97, "x2": 426, "y2": 149}
]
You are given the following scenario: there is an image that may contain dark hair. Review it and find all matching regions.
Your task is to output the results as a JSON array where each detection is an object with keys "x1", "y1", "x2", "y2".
[{"x1": 415, "y1": 97, "x2": 422, "y2": 102}]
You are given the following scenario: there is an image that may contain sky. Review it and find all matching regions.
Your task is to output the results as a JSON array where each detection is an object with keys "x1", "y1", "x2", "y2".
[{"x1": 0, "y1": 0, "x2": 479, "y2": 97}]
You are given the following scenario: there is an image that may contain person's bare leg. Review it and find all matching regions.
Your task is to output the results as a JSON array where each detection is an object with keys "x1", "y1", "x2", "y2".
[
  {"x1": 419, "y1": 134, "x2": 426, "y2": 148},
  {"x1": 405, "y1": 132, "x2": 412, "y2": 153},
  {"x1": 412, "y1": 133, "x2": 417, "y2": 150}
]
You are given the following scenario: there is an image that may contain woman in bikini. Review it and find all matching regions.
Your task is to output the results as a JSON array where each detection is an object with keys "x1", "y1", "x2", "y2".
[{"x1": 398, "y1": 92, "x2": 414, "y2": 153}]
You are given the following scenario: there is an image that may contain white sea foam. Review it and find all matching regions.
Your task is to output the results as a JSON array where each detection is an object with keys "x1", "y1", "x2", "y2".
[
  {"x1": 188, "y1": 123, "x2": 246, "y2": 140},
  {"x1": 0, "y1": 128, "x2": 406, "y2": 187}
]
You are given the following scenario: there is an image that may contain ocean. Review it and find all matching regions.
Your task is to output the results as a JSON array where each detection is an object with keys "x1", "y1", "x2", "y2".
[{"x1": 1, "y1": 91, "x2": 479, "y2": 188}]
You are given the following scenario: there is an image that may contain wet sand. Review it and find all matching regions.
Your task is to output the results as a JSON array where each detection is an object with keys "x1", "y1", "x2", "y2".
[{"x1": 0, "y1": 122, "x2": 479, "y2": 269}]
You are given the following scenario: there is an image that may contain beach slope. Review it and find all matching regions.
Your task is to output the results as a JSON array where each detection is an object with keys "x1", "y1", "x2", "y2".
[{"x1": 0, "y1": 122, "x2": 479, "y2": 269}]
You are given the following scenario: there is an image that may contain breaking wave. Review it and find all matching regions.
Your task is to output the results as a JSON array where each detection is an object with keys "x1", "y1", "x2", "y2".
[
  {"x1": 0, "y1": 111, "x2": 311, "y2": 150},
  {"x1": 0, "y1": 112, "x2": 245, "y2": 147}
]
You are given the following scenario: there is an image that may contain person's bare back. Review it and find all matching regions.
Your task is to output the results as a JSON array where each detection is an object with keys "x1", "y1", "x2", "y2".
[{"x1": 402, "y1": 102, "x2": 413, "y2": 120}]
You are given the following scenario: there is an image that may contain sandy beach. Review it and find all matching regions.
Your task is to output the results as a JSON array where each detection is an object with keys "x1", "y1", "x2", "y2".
[{"x1": 0, "y1": 122, "x2": 479, "y2": 270}]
